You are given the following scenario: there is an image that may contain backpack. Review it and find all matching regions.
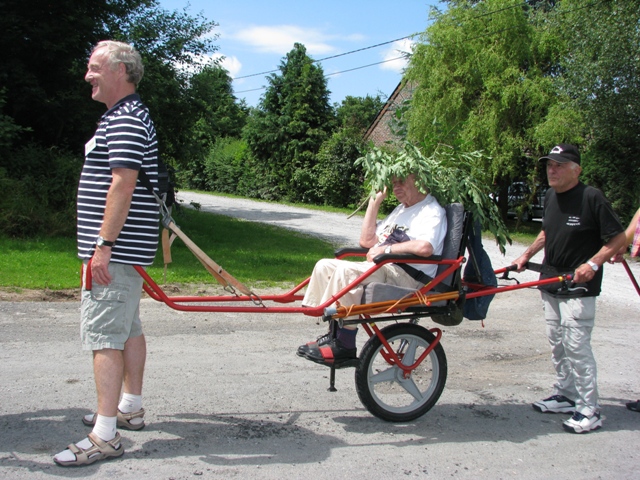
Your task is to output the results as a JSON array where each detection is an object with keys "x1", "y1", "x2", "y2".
[{"x1": 462, "y1": 220, "x2": 497, "y2": 320}]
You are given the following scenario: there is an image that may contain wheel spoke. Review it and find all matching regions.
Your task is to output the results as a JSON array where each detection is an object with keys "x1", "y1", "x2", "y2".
[
  {"x1": 400, "y1": 338, "x2": 418, "y2": 366},
  {"x1": 369, "y1": 365, "x2": 399, "y2": 384},
  {"x1": 398, "y1": 376, "x2": 424, "y2": 401}
]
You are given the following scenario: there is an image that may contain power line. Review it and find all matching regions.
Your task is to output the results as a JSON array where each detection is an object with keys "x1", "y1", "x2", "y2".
[
  {"x1": 234, "y1": 55, "x2": 407, "y2": 95},
  {"x1": 324, "y1": 56, "x2": 407, "y2": 77},
  {"x1": 232, "y1": 0, "x2": 605, "y2": 97},
  {"x1": 233, "y1": 32, "x2": 421, "y2": 80}
]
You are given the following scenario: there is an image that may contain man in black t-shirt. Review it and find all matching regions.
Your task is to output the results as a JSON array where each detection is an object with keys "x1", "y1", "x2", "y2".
[{"x1": 513, "y1": 144, "x2": 626, "y2": 434}]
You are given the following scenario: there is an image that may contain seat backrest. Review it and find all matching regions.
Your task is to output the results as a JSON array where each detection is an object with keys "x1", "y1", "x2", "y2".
[{"x1": 436, "y1": 203, "x2": 467, "y2": 287}]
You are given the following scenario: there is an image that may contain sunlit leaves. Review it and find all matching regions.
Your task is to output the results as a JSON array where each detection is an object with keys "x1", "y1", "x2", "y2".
[{"x1": 357, "y1": 142, "x2": 511, "y2": 253}]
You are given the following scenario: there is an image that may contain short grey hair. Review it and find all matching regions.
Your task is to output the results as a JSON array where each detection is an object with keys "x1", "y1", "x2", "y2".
[{"x1": 93, "y1": 40, "x2": 144, "y2": 86}]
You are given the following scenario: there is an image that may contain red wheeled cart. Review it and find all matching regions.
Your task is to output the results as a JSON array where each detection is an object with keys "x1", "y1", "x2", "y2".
[{"x1": 124, "y1": 204, "x2": 575, "y2": 422}]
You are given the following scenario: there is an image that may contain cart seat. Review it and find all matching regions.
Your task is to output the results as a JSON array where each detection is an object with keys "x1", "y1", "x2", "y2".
[{"x1": 360, "y1": 203, "x2": 467, "y2": 305}]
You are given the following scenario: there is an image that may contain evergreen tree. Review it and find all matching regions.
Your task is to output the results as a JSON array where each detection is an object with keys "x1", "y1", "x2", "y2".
[{"x1": 243, "y1": 43, "x2": 334, "y2": 202}]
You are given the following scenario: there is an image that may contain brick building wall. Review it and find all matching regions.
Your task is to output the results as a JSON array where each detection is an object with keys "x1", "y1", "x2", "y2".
[{"x1": 364, "y1": 81, "x2": 416, "y2": 147}]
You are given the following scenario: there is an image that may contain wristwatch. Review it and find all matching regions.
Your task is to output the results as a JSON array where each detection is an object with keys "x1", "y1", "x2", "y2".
[
  {"x1": 384, "y1": 246, "x2": 392, "y2": 254},
  {"x1": 587, "y1": 260, "x2": 599, "y2": 272},
  {"x1": 96, "y1": 236, "x2": 115, "y2": 248}
]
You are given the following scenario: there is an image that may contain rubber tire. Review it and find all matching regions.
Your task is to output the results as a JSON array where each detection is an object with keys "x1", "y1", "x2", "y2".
[{"x1": 355, "y1": 323, "x2": 447, "y2": 422}]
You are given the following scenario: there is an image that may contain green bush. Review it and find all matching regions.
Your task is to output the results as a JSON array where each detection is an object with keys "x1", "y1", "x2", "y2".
[
  {"x1": 0, "y1": 144, "x2": 81, "y2": 237},
  {"x1": 203, "y1": 137, "x2": 249, "y2": 194},
  {"x1": 312, "y1": 128, "x2": 368, "y2": 208}
]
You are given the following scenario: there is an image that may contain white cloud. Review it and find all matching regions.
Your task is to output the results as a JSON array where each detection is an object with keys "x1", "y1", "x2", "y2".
[
  {"x1": 380, "y1": 38, "x2": 415, "y2": 73},
  {"x1": 231, "y1": 25, "x2": 337, "y2": 55},
  {"x1": 216, "y1": 54, "x2": 243, "y2": 79}
]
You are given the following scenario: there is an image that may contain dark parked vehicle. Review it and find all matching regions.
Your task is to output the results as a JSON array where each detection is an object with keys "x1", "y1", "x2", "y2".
[{"x1": 505, "y1": 182, "x2": 547, "y2": 221}]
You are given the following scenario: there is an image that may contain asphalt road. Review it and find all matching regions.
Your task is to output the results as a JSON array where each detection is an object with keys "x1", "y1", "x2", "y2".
[{"x1": 1, "y1": 192, "x2": 639, "y2": 479}]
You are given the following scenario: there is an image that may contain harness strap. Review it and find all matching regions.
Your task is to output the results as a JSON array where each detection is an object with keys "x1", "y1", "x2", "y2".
[{"x1": 396, "y1": 263, "x2": 452, "y2": 293}]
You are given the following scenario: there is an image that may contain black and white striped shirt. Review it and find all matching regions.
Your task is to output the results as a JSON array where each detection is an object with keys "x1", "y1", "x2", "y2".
[{"x1": 77, "y1": 94, "x2": 160, "y2": 265}]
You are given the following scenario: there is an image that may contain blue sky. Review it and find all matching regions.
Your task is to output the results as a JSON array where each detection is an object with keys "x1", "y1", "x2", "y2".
[{"x1": 158, "y1": 0, "x2": 445, "y2": 107}]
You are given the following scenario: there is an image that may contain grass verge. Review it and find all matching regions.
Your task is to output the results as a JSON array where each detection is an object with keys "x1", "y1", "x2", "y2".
[
  {"x1": 0, "y1": 204, "x2": 543, "y2": 292},
  {"x1": 0, "y1": 208, "x2": 335, "y2": 290}
]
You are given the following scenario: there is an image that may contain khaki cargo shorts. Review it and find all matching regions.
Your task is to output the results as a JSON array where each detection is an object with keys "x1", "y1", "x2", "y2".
[{"x1": 81, "y1": 262, "x2": 144, "y2": 351}]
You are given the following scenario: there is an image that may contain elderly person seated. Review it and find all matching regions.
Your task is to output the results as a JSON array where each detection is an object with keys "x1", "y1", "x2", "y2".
[{"x1": 298, "y1": 174, "x2": 447, "y2": 366}]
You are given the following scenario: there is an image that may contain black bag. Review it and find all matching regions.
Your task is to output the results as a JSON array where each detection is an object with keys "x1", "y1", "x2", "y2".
[{"x1": 138, "y1": 159, "x2": 175, "y2": 207}]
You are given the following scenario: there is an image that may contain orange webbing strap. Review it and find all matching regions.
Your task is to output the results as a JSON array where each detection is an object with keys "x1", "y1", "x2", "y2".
[
  {"x1": 333, "y1": 290, "x2": 460, "y2": 319},
  {"x1": 165, "y1": 219, "x2": 256, "y2": 297}
]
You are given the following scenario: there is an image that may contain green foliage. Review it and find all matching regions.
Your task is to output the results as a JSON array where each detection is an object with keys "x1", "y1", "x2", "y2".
[
  {"x1": 405, "y1": 0, "x2": 563, "y2": 218},
  {"x1": 335, "y1": 95, "x2": 385, "y2": 131},
  {"x1": 357, "y1": 143, "x2": 511, "y2": 253},
  {"x1": 203, "y1": 138, "x2": 250, "y2": 194},
  {"x1": 0, "y1": 0, "x2": 220, "y2": 192},
  {"x1": 549, "y1": 0, "x2": 640, "y2": 221},
  {"x1": 187, "y1": 66, "x2": 247, "y2": 141},
  {"x1": 0, "y1": 0, "x2": 149, "y2": 149},
  {"x1": 114, "y1": 2, "x2": 220, "y2": 167},
  {"x1": 0, "y1": 89, "x2": 28, "y2": 151},
  {"x1": 311, "y1": 128, "x2": 369, "y2": 208},
  {"x1": 0, "y1": 144, "x2": 82, "y2": 237},
  {"x1": 169, "y1": 64, "x2": 247, "y2": 185}
]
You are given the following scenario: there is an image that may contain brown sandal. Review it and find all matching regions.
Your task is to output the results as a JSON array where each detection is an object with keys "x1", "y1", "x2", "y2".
[
  {"x1": 82, "y1": 408, "x2": 146, "y2": 431},
  {"x1": 54, "y1": 432, "x2": 124, "y2": 467}
]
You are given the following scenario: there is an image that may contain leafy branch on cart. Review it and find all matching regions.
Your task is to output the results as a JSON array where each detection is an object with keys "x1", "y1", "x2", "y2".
[{"x1": 357, "y1": 142, "x2": 511, "y2": 254}]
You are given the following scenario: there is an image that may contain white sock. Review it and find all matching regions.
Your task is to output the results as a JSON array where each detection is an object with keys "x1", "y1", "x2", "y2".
[
  {"x1": 54, "y1": 437, "x2": 94, "y2": 463},
  {"x1": 53, "y1": 415, "x2": 117, "y2": 463},
  {"x1": 92, "y1": 414, "x2": 117, "y2": 442},
  {"x1": 118, "y1": 392, "x2": 142, "y2": 413}
]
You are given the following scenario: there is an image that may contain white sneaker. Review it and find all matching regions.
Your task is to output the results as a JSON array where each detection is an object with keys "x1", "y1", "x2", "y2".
[
  {"x1": 563, "y1": 411, "x2": 603, "y2": 433},
  {"x1": 532, "y1": 395, "x2": 576, "y2": 413}
]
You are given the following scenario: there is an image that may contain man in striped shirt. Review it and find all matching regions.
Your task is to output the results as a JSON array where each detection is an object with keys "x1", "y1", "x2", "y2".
[{"x1": 55, "y1": 41, "x2": 160, "y2": 466}]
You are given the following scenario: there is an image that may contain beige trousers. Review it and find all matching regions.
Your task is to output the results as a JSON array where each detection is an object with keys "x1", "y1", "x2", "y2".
[{"x1": 302, "y1": 258, "x2": 422, "y2": 309}]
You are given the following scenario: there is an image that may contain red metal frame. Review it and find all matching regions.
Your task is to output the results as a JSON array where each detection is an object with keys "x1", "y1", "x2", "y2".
[
  {"x1": 127, "y1": 249, "x2": 573, "y2": 384},
  {"x1": 360, "y1": 322, "x2": 443, "y2": 377},
  {"x1": 132, "y1": 252, "x2": 571, "y2": 319}
]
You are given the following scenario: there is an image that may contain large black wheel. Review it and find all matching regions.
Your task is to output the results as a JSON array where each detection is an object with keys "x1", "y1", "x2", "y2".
[{"x1": 355, "y1": 323, "x2": 447, "y2": 422}]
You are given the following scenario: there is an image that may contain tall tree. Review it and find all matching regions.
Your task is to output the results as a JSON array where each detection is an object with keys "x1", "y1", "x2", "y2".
[
  {"x1": 0, "y1": 0, "x2": 219, "y2": 237},
  {"x1": 188, "y1": 66, "x2": 247, "y2": 144},
  {"x1": 181, "y1": 65, "x2": 248, "y2": 189},
  {"x1": 0, "y1": 0, "x2": 218, "y2": 159},
  {"x1": 549, "y1": 0, "x2": 640, "y2": 220},
  {"x1": 0, "y1": 0, "x2": 151, "y2": 150},
  {"x1": 336, "y1": 94, "x2": 385, "y2": 131},
  {"x1": 243, "y1": 43, "x2": 334, "y2": 202},
  {"x1": 110, "y1": 2, "x2": 218, "y2": 164},
  {"x1": 405, "y1": 0, "x2": 562, "y2": 217}
]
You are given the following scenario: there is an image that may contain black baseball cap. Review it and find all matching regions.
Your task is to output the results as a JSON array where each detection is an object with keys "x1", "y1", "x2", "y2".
[{"x1": 539, "y1": 144, "x2": 581, "y2": 165}]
